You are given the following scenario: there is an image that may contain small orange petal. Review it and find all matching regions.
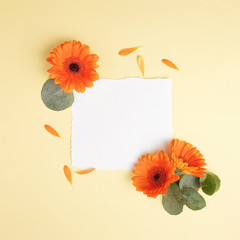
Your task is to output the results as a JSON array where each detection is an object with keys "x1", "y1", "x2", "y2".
[
  {"x1": 118, "y1": 47, "x2": 140, "y2": 56},
  {"x1": 137, "y1": 55, "x2": 145, "y2": 77},
  {"x1": 75, "y1": 168, "x2": 95, "y2": 175},
  {"x1": 63, "y1": 165, "x2": 72, "y2": 185},
  {"x1": 44, "y1": 124, "x2": 62, "y2": 138},
  {"x1": 162, "y1": 59, "x2": 179, "y2": 70}
]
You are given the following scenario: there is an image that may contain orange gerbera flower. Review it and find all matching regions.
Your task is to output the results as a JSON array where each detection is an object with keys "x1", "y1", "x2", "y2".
[
  {"x1": 47, "y1": 40, "x2": 99, "y2": 93},
  {"x1": 170, "y1": 139, "x2": 207, "y2": 178},
  {"x1": 132, "y1": 151, "x2": 180, "y2": 198}
]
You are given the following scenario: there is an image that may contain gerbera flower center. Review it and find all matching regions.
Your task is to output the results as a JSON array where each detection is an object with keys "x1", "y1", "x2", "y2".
[
  {"x1": 154, "y1": 173, "x2": 160, "y2": 180},
  {"x1": 149, "y1": 168, "x2": 167, "y2": 187},
  {"x1": 63, "y1": 57, "x2": 83, "y2": 75},
  {"x1": 69, "y1": 63, "x2": 80, "y2": 72}
]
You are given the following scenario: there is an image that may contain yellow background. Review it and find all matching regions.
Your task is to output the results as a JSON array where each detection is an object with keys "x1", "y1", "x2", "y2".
[{"x1": 1, "y1": 0, "x2": 240, "y2": 239}]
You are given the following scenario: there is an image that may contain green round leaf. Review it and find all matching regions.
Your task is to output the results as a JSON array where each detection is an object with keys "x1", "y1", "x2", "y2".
[
  {"x1": 41, "y1": 79, "x2": 74, "y2": 111},
  {"x1": 179, "y1": 174, "x2": 200, "y2": 190},
  {"x1": 199, "y1": 173, "x2": 207, "y2": 183},
  {"x1": 183, "y1": 187, "x2": 206, "y2": 211},
  {"x1": 212, "y1": 173, "x2": 221, "y2": 192},
  {"x1": 201, "y1": 172, "x2": 221, "y2": 196},
  {"x1": 162, "y1": 183, "x2": 184, "y2": 215},
  {"x1": 174, "y1": 169, "x2": 184, "y2": 177}
]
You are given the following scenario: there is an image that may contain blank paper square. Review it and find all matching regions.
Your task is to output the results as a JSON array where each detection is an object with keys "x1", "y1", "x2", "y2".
[{"x1": 72, "y1": 78, "x2": 173, "y2": 170}]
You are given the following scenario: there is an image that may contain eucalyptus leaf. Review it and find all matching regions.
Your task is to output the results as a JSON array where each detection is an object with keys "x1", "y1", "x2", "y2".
[
  {"x1": 183, "y1": 187, "x2": 206, "y2": 211},
  {"x1": 179, "y1": 174, "x2": 200, "y2": 190},
  {"x1": 174, "y1": 169, "x2": 184, "y2": 177},
  {"x1": 162, "y1": 183, "x2": 184, "y2": 215},
  {"x1": 199, "y1": 173, "x2": 207, "y2": 184},
  {"x1": 41, "y1": 79, "x2": 74, "y2": 111},
  {"x1": 201, "y1": 172, "x2": 221, "y2": 196}
]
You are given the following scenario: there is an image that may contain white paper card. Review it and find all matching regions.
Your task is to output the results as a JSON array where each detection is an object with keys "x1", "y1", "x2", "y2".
[{"x1": 72, "y1": 78, "x2": 173, "y2": 170}]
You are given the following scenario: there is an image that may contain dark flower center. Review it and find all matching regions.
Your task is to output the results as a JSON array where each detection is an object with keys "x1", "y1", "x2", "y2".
[
  {"x1": 149, "y1": 168, "x2": 167, "y2": 187},
  {"x1": 154, "y1": 173, "x2": 160, "y2": 180},
  {"x1": 69, "y1": 63, "x2": 80, "y2": 72}
]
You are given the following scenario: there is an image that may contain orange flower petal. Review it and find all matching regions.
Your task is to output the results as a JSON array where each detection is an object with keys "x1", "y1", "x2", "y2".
[
  {"x1": 137, "y1": 55, "x2": 145, "y2": 77},
  {"x1": 63, "y1": 165, "x2": 72, "y2": 185},
  {"x1": 162, "y1": 59, "x2": 179, "y2": 71},
  {"x1": 75, "y1": 168, "x2": 95, "y2": 175},
  {"x1": 118, "y1": 46, "x2": 140, "y2": 56},
  {"x1": 44, "y1": 124, "x2": 62, "y2": 138}
]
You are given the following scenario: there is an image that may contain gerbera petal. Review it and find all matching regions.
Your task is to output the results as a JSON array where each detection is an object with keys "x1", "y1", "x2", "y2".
[
  {"x1": 83, "y1": 54, "x2": 99, "y2": 66},
  {"x1": 161, "y1": 187, "x2": 168, "y2": 195},
  {"x1": 56, "y1": 45, "x2": 64, "y2": 56},
  {"x1": 82, "y1": 70, "x2": 99, "y2": 82},
  {"x1": 54, "y1": 77, "x2": 62, "y2": 85},
  {"x1": 62, "y1": 41, "x2": 73, "y2": 58},
  {"x1": 47, "y1": 57, "x2": 54, "y2": 64},
  {"x1": 82, "y1": 78, "x2": 94, "y2": 88},
  {"x1": 49, "y1": 72, "x2": 59, "y2": 79},
  {"x1": 75, "y1": 81, "x2": 86, "y2": 93},
  {"x1": 78, "y1": 45, "x2": 90, "y2": 60},
  {"x1": 72, "y1": 41, "x2": 82, "y2": 56},
  {"x1": 170, "y1": 174, "x2": 180, "y2": 183}
]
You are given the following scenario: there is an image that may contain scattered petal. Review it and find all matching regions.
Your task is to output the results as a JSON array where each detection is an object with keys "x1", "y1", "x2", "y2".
[
  {"x1": 44, "y1": 124, "x2": 62, "y2": 138},
  {"x1": 118, "y1": 47, "x2": 140, "y2": 56},
  {"x1": 63, "y1": 165, "x2": 72, "y2": 185},
  {"x1": 137, "y1": 55, "x2": 145, "y2": 77},
  {"x1": 162, "y1": 59, "x2": 179, "y2": 71},
  {"x1": 75, "y1": 168, "x2": 96, "y2": 175}
]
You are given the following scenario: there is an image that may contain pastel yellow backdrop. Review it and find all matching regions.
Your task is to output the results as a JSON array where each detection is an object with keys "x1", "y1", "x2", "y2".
[{"x1": 1, "y1": 0, "x2": 239, "y2": 239}]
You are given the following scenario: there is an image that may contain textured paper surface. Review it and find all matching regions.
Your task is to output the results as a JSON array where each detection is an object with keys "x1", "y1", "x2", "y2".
[{"x1": 72, "y1": 78, "x2": 173, "y2": 170}]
